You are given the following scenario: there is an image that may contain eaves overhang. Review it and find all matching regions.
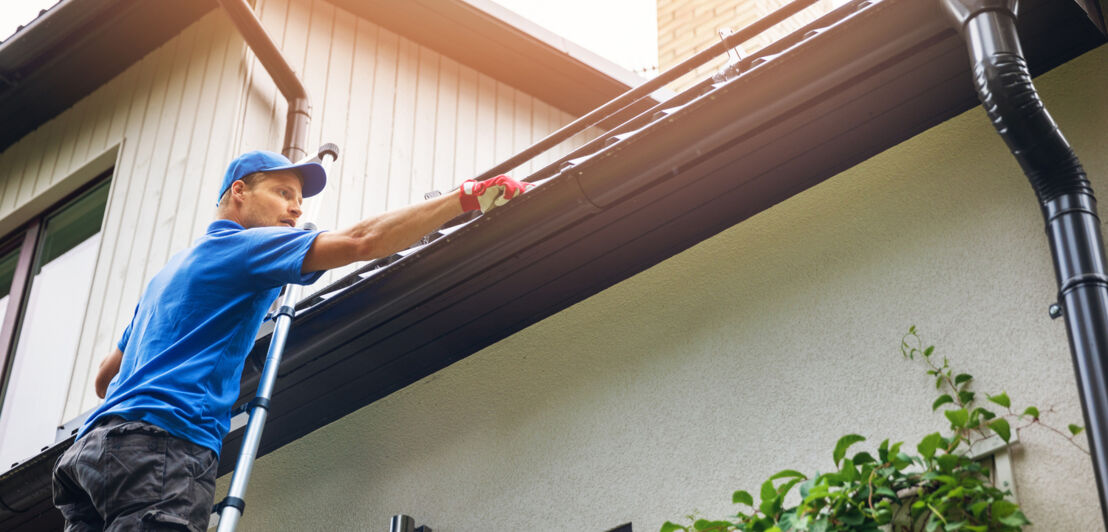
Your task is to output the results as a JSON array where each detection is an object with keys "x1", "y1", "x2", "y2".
[
  {"x1": 0, "y1": 0, "x2": 1103, "y2": 529},
  {"x1": 0, "y1": 0, "x2": 650, "y2": 153},
  {"x1": 221, "y1": 0, "x2": 1106, "y2": 474},
  {"x1": 0, "y1": 0, "x2": 219, "y2": 152}
]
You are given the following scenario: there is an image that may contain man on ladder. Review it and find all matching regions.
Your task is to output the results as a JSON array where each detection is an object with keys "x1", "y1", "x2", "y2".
[{"x1": 51, "y1": 148, "x2": 529, "y2": 531}]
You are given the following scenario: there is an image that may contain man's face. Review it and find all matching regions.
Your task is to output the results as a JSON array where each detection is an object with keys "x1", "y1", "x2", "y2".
[{"x1": 238, "y1": 170, "x2": 304, "y2": 229}]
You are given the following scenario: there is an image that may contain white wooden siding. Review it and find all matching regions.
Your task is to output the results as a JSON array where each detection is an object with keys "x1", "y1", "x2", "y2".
[{"x1": 0, "y1": 0, "x2": 596, "y2": 430}]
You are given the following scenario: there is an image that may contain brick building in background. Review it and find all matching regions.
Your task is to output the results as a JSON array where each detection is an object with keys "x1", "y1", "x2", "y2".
[{"x1": 658, "y1": 0, "x2": 840, "y2": 91}]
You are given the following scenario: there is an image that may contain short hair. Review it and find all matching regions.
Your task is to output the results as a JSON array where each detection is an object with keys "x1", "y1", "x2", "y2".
[{"x1": 218, "y1": 171, "x2": 268, "y2": 207}]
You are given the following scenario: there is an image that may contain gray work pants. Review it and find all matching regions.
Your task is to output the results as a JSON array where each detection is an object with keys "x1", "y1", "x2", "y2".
[{"x1": 52, "y1": 417, "x2": 218, "y2": 532}]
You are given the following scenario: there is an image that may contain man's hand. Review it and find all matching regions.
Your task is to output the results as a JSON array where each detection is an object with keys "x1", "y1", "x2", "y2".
[{"x1": 458, "y1": 175, "x2": 532, "y2": 213}]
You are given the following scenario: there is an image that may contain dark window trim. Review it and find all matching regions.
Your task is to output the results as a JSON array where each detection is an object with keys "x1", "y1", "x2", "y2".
[
  {"x1": 0, "y1": 222, "x2": 41, "y2": 406},
  {"x1": 0, "y1": 170, "x2": 113, "y2": 413}
]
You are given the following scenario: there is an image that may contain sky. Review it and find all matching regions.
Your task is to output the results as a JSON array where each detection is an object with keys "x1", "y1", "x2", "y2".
[
  {"x1": 490, "y1": 0, "x2": 659, "y2": 76},
  {"x1": 0, "y1": 0, "x2": 659, "y2": 75},
  {"x1": 0, "y1": 0, "x2": 60, "y2": 43}
]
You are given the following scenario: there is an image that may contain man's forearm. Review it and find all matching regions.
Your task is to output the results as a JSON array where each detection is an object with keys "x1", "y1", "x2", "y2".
[
  {"x1": 342, "y1": 193, "x2": 463, "y2": 259},
  {"x1": 302, "y1": 175, "x2": 530, "y2": 273},
  {"x1": 302, "y1": 193, "x2": 462, "y2": 272}
]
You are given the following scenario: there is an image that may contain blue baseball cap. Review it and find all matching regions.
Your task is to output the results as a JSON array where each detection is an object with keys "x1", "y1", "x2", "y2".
[{"x1": 217, "y1": 150, "x2": 327, "y2": 205}]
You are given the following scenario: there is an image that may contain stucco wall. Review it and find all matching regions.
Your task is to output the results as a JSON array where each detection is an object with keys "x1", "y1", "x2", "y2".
[{"x1": 226, "y1": 43, "x2": 1108, "y2": 531}]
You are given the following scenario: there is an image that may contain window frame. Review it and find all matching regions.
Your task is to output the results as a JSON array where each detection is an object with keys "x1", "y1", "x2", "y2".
[{"x1": 0, "y1": 170, "x2": 112, "y2": 413}]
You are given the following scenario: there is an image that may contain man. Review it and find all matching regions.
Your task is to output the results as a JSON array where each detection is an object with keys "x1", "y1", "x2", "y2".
[{"x1": 52, "y1": 150, "x2": 530, "y2": 531}]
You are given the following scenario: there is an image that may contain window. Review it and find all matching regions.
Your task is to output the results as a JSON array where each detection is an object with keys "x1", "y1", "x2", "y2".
[{"x1": 0, "y1": 174, "x2": 111, "y2": 468}]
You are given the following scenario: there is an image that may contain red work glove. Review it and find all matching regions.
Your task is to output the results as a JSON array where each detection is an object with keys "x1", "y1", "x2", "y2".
[{"x1": 458, "y1": 175, "x2": 532, "y2": 213}]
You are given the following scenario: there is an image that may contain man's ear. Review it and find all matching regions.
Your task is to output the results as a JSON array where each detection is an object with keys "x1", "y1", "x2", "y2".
[{"x1": 230, "y1": 179, "x2": 247, "y2": 201}]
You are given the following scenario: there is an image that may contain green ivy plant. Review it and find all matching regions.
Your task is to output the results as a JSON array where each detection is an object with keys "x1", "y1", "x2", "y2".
[{"x1": 661, "y1": 327, "x2": 1087, "y2": 532}]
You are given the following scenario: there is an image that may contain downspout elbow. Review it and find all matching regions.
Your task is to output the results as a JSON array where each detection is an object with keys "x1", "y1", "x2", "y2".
[
  {"x1": 940, "y1": 0, "x2": 1090, "y2": 207},
  {"x1": 217, "y1": 0, "x2": 311, "y2": 161}
]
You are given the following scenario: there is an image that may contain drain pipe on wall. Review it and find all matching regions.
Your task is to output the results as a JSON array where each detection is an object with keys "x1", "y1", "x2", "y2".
[
  {"x1": 940, "y1": 0, "x2": 1108, "y2": 525},
  {"x1": 216, "y1": 0, "x2": 311, "y2": 161}
]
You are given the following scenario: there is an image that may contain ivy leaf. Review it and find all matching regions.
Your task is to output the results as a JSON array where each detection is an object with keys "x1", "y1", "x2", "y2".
[
  {"x1": 936, "y1": 453, "x2": 961, "y2": 472},
  {"x1": 918, "y1": 432, "x2": 943, "y2": 461},
  {"x1": 732, "y1": 490, "x2": 754, "y2": 506},
  {"x1": 998, "y1": 510, "x2": 1031, "y2": 527},
  {"x1": 988, "y1": 418, "x2": 1012, "y2": 443},
  {"x1": 875, "y1": 486, "x2": 898, "y2": 500},
  {"x1": 924, "y1": 345, "x2": 935, "y2": 357},
  {"x1": 839, "y1": 508, "x2": 865, "y2": 525},
  {"x1": 1070, "y1": 424, "x2": 1085, "y2": 436},
  {"x1": 932, "y1": 394, "x2": 954, "y2": 411},
  {"x1": 1022, "y1": 406, "x2": 1040, "y2": 419},
  {"x1": 760, "y1": 479, "x2": 776, "y2": 504},
  {"x1": 803, "y1": 483, "x2": 830, "y2": 503},
  {"x1": 958, "y1": 390, "x2": 975, "y2": 404},
  {"x1": 840, "y1": 458, "x2": 857, "y2": 483},
  {"x1": 661, "y1": 522, "x2": 685, "y2": 532},
  {"x1": 987, "y1": 392, "x2": 1011, "y2": 409},
  {"x1": 767, "y1": 469, "x2": 806, "y2": 481},
  {"x1": 853, "y1": 451, "x2": 876, "y2": 465},
  {"x1": 954, "y1": 373, "x2": 973, "y2": 386},
  {"x1": 776, "y1": 477, "x2": 805, "y2": 497},
  {"x1": 798, "y1": 478, "x2": 814, "y2": 499},
  {"x1": 759, "y1": 489, "x2": 782, "y2": 517},
  {"x1": 833, "y1": 434, "x2": 866, "y2": 468},
  {"x1": 892, "y1": 452, "x2": 914, "y2": 470},
  {"x1": 945, "y1": 408, "x2": 969, "y2": 428},
  {"x1": 778, "y1": 511, "x2": 804, "y2": 531},
  {"x1": 972, "y1": 407, "x2": 996, "y2": 421},
  {"x1": 991, "y1": 500, "x2": 1018, "y2": 518}
]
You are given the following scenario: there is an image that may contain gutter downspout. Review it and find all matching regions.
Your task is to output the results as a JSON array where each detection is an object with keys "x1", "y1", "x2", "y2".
[
  {"x1": 216, "y1": 0, "x2": 311, "y2": 161},
  {"x1": 940, "y1": 0, "x2": 1108, "y2": 525}
]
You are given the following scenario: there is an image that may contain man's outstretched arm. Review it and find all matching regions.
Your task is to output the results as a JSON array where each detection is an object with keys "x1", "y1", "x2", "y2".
[
  {"x1": 95, "y1": 347, "x2": 123, "y2": 399},
  {"x1": 302, "y1": 176, "x2": 528, "y2": 273}
]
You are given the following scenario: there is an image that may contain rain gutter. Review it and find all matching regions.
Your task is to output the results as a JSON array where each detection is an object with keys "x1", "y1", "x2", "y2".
[
  {"x1": 216, "y1": 0, "x2": 311, "y2": 161},
  {"x1": 941, "y1": 0, "x2": 1108, "y2": 526}
]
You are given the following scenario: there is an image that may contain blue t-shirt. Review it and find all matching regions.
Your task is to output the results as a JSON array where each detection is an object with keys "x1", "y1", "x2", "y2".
[{"x1": 78, "y1": 219, "x2": 325, "y2": 455}]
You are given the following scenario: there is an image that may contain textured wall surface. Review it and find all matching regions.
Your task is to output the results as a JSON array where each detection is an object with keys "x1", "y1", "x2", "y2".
[
  {"x1": 225, "y1": 44, "x2": 1108, "y2": 531},
  {"x1": 0, "y1": 0, "x2": 589, "y2": 441}
]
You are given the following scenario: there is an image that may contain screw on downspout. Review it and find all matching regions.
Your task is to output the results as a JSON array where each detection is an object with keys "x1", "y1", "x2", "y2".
[{"x1": 1049, "y1": 303, "x2": 1063, "y2": 319}]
